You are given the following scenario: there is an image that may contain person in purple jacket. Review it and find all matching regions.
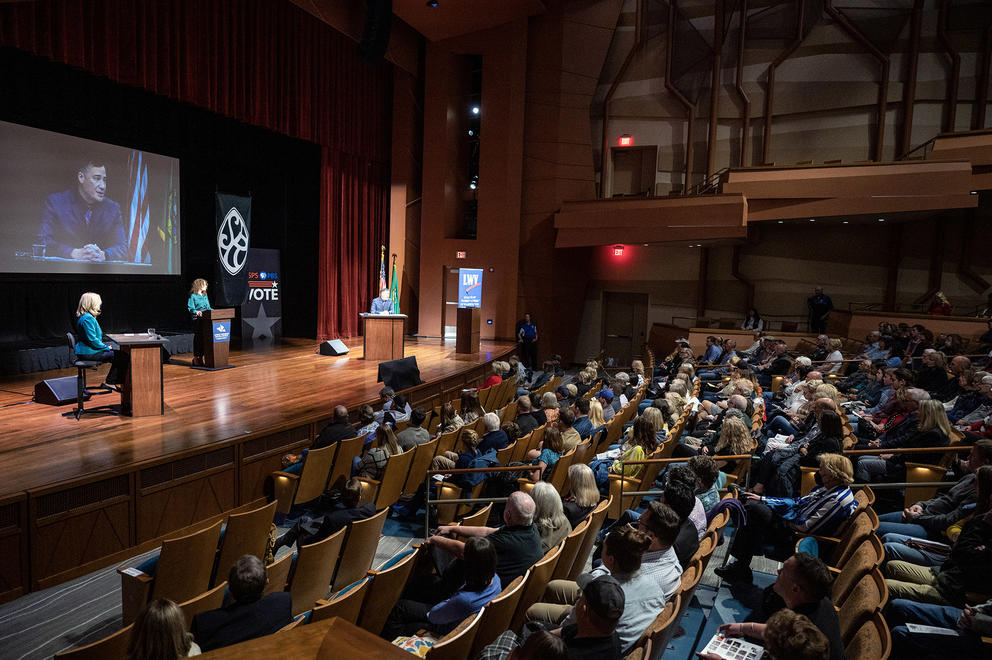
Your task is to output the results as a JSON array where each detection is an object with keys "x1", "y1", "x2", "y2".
[{"x1": 39, "y1": 161, "x2": 128, "y2": 262}]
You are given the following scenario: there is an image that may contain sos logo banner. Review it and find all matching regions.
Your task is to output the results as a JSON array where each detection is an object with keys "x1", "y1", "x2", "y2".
[
  {"x1": 242, "y1": 248, "x2": 282, "y2": 344},
  {"x1": 214, "y1": 193, "x2": 251, "y2": 307}
]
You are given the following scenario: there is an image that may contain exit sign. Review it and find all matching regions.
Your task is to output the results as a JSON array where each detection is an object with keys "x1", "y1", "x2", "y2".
[
  {"x1": 456, "y1": 251, "x2": 467, "y2": 259},
  {"x1": 618, "y1": 135, "x2": 633, "y2": 147}
]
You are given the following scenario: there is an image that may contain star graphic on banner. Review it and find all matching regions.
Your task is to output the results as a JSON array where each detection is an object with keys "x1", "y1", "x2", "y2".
[{"x1": 243, "y1": 304, "x2": 281, "y2": 340}]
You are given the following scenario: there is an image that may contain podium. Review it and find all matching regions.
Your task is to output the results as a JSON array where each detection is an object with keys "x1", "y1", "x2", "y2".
[
  {"x1": 360, "y1": 313, "x2": 406, "y2": 361},
  {"x1": 201, "y1": 308, "x2": 235, "y2": 368},
  {"x1": 456, "y1": 307, "x2": 480, "y2": 354},
  {"x1": 107, "y1": 333, "x2": 168, "y2": 417}
]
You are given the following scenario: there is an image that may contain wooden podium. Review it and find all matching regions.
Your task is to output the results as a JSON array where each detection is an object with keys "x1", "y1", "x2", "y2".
[
  {"x1": 201, "y1": 308, "x2": 235, "y2": 368},
  {"x1": 360, "y1": 313, "x2": 406, "y2": 361},
  {"x1": 455, "y1": 307, "x2": 480, "y2": 354},
  {"x1": 107, "y1": 333, "x2": 168, "y2": 417}
]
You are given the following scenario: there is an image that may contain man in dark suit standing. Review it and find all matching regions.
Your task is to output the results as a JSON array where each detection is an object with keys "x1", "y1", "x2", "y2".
[{"x1": 191, "y1": 554, "x2": 293, "y2": 652}]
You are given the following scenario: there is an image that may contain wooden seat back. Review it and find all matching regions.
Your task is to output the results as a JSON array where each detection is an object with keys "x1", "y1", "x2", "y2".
[
  {"x1": 550, "y1": 518, "x2": 590, "y2": 581},
  {"x1": 495, "y1": 441, "x2": 516, "y2": 466},
  {"x1": 327, "y1": 436, "x2": 364, "y2": 491},
  {"x1": 904, "y1": 462, "x2": 948, "y2": 509},
  {"x1": 837, "y1": 568, "x2": 887, "y2": 645},
  {"x1": 832, "y1": 536, "x2": 884, "y2": 605},
  {"x1": 510, "y1": 430, "x2": 534, "y2": 464},
  {"x1": 829, "y1": 509, "x2": 877, "y2": 568},
  {"x1": 566, "y1": 496, "x2": 611, "y2": 581},
  {"x1": 548, "y1": 447, "x2": 577, "y2": 492},
  {"x1": 509, "y1": 545, "x2": 562, "y2": 632},
  {"x1": 434, "y1": 427, "x2": 461, "y2": 458},
  {"x1": 178, "y1": 580, "x2": 227, "y2": 630},
  {"x1": 468, "y1": 575, "x2": 528, "y2": 658},
  {"x1": 213, "y1": 500, "x2": 277, "y2": 587},
  {"x1": 54, "y1": 624, "x2": 132, "y2": 659},
  {"x1": 358, "y1": 546, "x2": 421, "y2": 635},
  {"x1": 310, "y1": 575, "x2": 371, "y2": 625},
  {"x1": 263, "y1": 552, "x2": 293, "y2": 595},
  {"x1": 364, "y1": 447, "x2": 416, "y2": 509},
  {"x1": 426, "y1": 609, "x2": 486, "y2": 660},
  {"x1": 292, "y1": 444, "x2": 337, "y2": 505},
  {"x1": 401, "y1": 438, "x2": 439, "y2": 495},
  {"x1": 843, "y1": 610, "x2": 891, "y2": 660},
  {"x1": 632, "y1": 591, "x2": 680, "y2": 656},
  {"x1": 332, "y1": 507, "x2": 389, "y2": 590},
  {"x1": 288, "y1": 525, "x2": 347, "y2": 616}
]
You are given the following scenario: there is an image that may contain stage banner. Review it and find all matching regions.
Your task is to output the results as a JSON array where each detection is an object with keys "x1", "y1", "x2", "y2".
[
  {"x1": 214, "y1": 193, "x2": 251, "y2": 307},
  {"x1": 242, "y1": 247, "x2": 282, "y2": 344},
  {"x1": 457, "y1": 268, "x2": 483, "y2": 308}
]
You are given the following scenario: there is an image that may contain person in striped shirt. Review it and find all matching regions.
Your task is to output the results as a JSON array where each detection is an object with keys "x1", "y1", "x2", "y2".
[{"x1": 716, "y1": 453, "x2": 858, "y2": 583}]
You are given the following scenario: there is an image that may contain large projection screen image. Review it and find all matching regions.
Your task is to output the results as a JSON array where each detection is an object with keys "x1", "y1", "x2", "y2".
[{"x1": 0, "y1": 120, "x2": 181, "y2": 275}]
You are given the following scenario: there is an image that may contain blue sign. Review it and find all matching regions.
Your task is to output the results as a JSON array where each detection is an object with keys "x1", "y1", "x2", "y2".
[
  {"x1": 458, "y1": 268, "x2": 484, "y2": 308},
  {"x1": 213, "y1": 320, "x2": 231, "y2": 343}
]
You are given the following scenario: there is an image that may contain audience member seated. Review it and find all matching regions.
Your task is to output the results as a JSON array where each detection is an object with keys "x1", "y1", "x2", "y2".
[
  {"x1": 274, "y1": 477, "x2": 375, "y2": 551},
  {"x1": 688, "y1": 454, "x2": 722, "y2": 511},
  {"x1": 754, "y1": 341, "x2": 793, "y2": 388},
  {"x1": 479, "y1": 580, "x2": 622, "y2": 660},
  {"x1": 461, "y1": 389, "x2": 486, "y2": 424},
  {"x1": 525, "y1": 426, "x2": 565, "y2": 481},
  {"x1": 751, "y1": 403, "x2": 842, "y2": 497},
  {"x1": 877, "y1": 440, "x2": 992, "y2": 540},
  {"x1": 190, "y1": 555, "x2": 292, "y2": 652},
  {"x1": 702, "y1": 335, "x2": 723, "y2": 364},
  {"x1": 427, "y1": 491, "x2": 542, "y2": 591},
  {"x1": 396, "y1": 406, "x2": 430, "y2": 451},
  {"x1": 529, "y1": 392, "x2": 547, "y2": 426},
  {"x1": 375, "y1": 387, "x2": 411, "y2": 425},
  {"x1": 539, "y1": 391, "x2": 560, "y2": 425},
  {"x1": 478, "y1": 412, "x2": 509, "y2": 454},
  {"x1": 558, "y1": 408, "x2": 581, "y2": 452},
  {"x1": 354, "y1": 403, "x2": 378, "y2": 442},
  {"x1": 572, "y1": 398, "x2": 593, "y2": 440},
  {"x1": 532, "y1": 481, "x2": 573, "y2": 552},
  {"x1": 382, "y1": 536, "x2": 501, "y2": 640},
  {"x1": 699, "y1": 609, "x2": 830, "y2": 660},
  {"x1": 590, "y1": 416, "x2": 656, "y2": 490},
  {"x1": 480, "y1": 362, "x2": 505, "y2": 390},
  {"x1": 661, "y1": 472, "x2": 703, "y2": 565},
  {"x1": 514, "y1": 395, "x2": 541, "y2": 435},
  {"x1": 716, "y1": 454, "x2": 857, "y2": 582},
  {"x1": 855, "y1": 397, "x2": 950, "y2": 484},
  {"x1": 562, "y1": 464, "x2": 600, "y2": 528},
  {"x1": 888, "y1": 596, "x2": 992, "y2": 658},
  {"x1": 587, "y1": 399, "x2": 608, "y2": 439},
  {"x1": 915, "y1": 350, "x2": 950, "y2": 398},
  {"x1": 316, "y1": 405, "x2": 357, "y2": 446},
  {"x1": 674, "y1": 415, "x2": 753, "y2": 476},
  {"x1": 128, "y1": 599, "x2": 201, "y2": 659},
  {"x1": 527, "y1": 526, "x2": 674, "y2": 654},
  {"x1": 595, "y1": 388, "x2": 615, "y2": 422},
  {"x1": 882, "y1": 465, "x2": 992, "y2": 567},
  {"x1": 437, "y1": 401, "x2": 465, "y2": 436},
  {"x1": 355, "y1": 424, "x2": 402, "y2": 479},
  {"x1": 884, "y1": 483, "x2": 992, "y2": 606}
]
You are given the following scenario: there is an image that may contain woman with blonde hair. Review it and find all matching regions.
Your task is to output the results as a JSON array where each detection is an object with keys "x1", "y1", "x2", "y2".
[
  {"x1": 541, "y1": 391, "x2": 560, "y2": 425},
  {"x1": 562, "y1": 463, "x2": 599, "y2": 527},
  {"x1": 665, "y1": 391, "x2": 686, "y2": 416},
  {"x1": 432, "y1": 428, "x2": 481, "y2": 472},
  {"x1": 357, "y1": 424, "x2": 402, "y2": 480},
  {"x1": 631, "y1": 359, "x2": 646, "y2": 387},
  {"x1": 824, "y1": 338, "x2": 844, "y2": 374},
  {"x1": 187, "y1": 278, "x2": 212, "y2": 366},
  {"x1": 437, "y1": 401, "x2": 464, "y2": 436},
  {"x1": 531, "y1": 481, "x2": 573, "y2": 552},
  {"x1": 588, "y1": 398, "x2": 607, "y2": 435},
  {"x1": 641, "y1": 406, "x2": 669, "y2": 445},
  {"x1": 710, "y1": 415, "x2": 754, "y2": 472},
  {"x1": 74, "y1": 291, "x2": 127, "y2": 386},
  {"x1": 127, "y1": 598, "x2": 200, "y2": 659}
]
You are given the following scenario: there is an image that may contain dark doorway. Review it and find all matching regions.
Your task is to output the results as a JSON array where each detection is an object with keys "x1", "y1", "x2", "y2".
[{"x1": 602, "y1": 292, "x2": 648, "y2": 366}]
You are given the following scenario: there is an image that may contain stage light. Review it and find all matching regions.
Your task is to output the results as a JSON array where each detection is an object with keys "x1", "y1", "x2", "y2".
[
  {"x1": 777, "y1": 220, "x2": 784, "y2": 224},
  {"x1": 468, "y1": 130, "x2": 474, "y2": 136},
  {"x1": 613, "y1": 244, "x2": 624, "y2": 257},
  {"x1": 617, "y1": 134, "x2": 633, "y2": 147},
  {"x1": 472, "y1": 106, "x2": 480, "y2": 115},
  {"x1": 426, "y1": 1, "x2": 438, "y2": 7},
  {"x1": 808, "y1": 218, "x2": 815, "y2": 222},
  {"x1": 842, "y1": 221, "x2": 849, "y2": 224},
  {"x1": 877, "y1": 217, "x2": 885, "y2": 222}
]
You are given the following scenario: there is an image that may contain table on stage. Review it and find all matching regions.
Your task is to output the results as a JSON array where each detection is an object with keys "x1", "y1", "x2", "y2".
[
  {"x1": 106, "y1": 333, "x2": 167, "y2": 417},
  {"x1": 359, "y1": 313, "x2": 407, "y2": 361},
  {"x1": 198, "y1": 616, "x2": 410, "y2": 658}
]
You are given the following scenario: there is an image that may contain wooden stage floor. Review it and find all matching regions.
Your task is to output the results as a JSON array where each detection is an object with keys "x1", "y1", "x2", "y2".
[{"x1": 0, "y1": 337, "x2": 516, "y2": 499}]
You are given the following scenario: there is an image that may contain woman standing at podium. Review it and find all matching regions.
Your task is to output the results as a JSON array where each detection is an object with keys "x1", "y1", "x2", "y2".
[
  {"x1": 74, "y1": 292, "x2": 126, "y2": 387},
  {"x1": 187, "y1": 278, "x2": 212, "y2": 366}
]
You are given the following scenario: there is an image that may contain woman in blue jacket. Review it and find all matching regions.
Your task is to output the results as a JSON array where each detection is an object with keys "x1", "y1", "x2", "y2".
[
  {"x1": 187, "y1": 278, "x2": 212, "y2": 366},
  {"x1": 74, "y1": 292, "x2": 126, "y2": 386}
]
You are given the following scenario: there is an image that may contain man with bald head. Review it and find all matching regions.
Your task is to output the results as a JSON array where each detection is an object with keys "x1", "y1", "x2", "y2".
[
  {"x1": 315, "y1": 405, "x2": 356, "y2": 448},
  {"x1": 429, "y1": 490, "x2": 543, "y2": 589}
]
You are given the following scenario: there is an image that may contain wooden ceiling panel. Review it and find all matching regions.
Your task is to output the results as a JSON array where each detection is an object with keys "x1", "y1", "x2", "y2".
[{"x1": 392, "y1": 0, "x2": 545, "y2": 42}]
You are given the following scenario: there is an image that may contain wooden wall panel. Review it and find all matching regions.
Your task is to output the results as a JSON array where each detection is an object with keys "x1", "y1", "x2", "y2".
[{"x1": 0, "y1": 495, "x2": 27, "y2": 603}]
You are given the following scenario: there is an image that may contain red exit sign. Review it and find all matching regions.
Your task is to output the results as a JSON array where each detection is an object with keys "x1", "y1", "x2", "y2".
[{"x1": 617, "y1": 135, "x2": 633, "y2": 147}]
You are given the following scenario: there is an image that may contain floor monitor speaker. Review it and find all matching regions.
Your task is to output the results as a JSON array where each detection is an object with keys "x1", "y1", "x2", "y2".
[
  {"x1": 35, "y1": 376, "x2": 82, "y2": 405},
  {"x1": 319, "y1": 339, "x2": 350, "y2": 356}
]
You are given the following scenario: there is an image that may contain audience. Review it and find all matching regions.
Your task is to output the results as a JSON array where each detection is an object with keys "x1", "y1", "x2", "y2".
[
  {"x1": 315, "y1": 405, "x2": 357, "y2": 447},
  {"x1": 478, "y1": 412, "x2": 510, "y2": 453},
  {"x1": 274, "y1": 477, "x2": 375, "y2": 551},
  {"x1": 128, "y1": 599, "x2": 201, "y2": 659},
  {"x1": 514, "y1": 395, "x2": 541, "y2": 435},
  {"x1": 532, "y1": 481, "x2": 573, "y2": 552},
  {"x1": 562, "y1": 463, "x2": 600, "y2": 528},
  {"x1": 190, "y1": 555, "x2": 292, "y2": 652},
  {"x1": 396, "y1": 406, "x2": 430, "y2": 450}
]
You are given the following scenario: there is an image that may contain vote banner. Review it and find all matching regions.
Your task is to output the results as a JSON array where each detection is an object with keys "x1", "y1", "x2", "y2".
[
  {"x1": 242, "y1": 248, "x2": 282, "y2": 344},
  {"x1": 214, "y1": 193, "x2": 252, "y2": 307},
  {"x1": 457, "y1": 268, "x2": 483, "y2": 308}
]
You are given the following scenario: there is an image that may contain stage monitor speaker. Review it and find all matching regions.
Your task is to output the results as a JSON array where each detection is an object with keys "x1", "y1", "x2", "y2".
[
  {"x1": 377, "y1": 356, "x2": 422, "y2": 391},
  {"x1": 359, "y1": 0, "x2": 392, "y2": 60},
  {"x1": 319, "y1": 339, "x2": 350, "y2": 356},
  {"x1": 35, "y1": 376, "x2": 82, "y2": 405}
]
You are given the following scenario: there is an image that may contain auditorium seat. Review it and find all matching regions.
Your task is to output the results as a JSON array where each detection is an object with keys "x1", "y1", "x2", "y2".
[
  {"x1": 843, "y1": 610, "x2": 891, "y2": 659},
  {"x1": 903, "y1": 462, "x2": 950, "y2": 508},
  {"x1": 426, "y1": 608, "x2": 485, "y2": 660},
  {"x1": 550, "y1": 518, "x2": 589, "y2": 581},
  {"x1": 118, "y1": 519, "x2": 223, "y2": 625},
  {"x1": 401, "y1": 437, "x2": 439, "y2": 497},
  {"x1": 837, "y1": 568, "x2": 886, "y2": 645},
  {"x1": 53, "y1": 623, "x2": 133, "y2": 659},
  {"x1": 357, "y1": 447, "x2": 416, "y2": 509},
  {"x1": 357, "y1": 546, "x2": 421, "y2": 636},
  {"x1": 495, "y1": 441, "x2": 516, "y2": 466},
  {"x1": 468, "y1": 574, "x2": 527, "y2": 658},
  {"x1": 326, "y1": 435, "x2": 365, "y2": 492},
  {"x1": 829, "y1": 536, "x2": 884, "y2": 605},
  {"x1": 263, "y1": 552, "x2": 293, "y2": 595},
  {"x1": 288, "y1": 526, "x2": 346, "y2": 616},
  {"x1": 566, "y1": 496, "x2": 612, "y2": 581},
  {"x1": 453, "y1": 502, "x2": 493, "y2": 533},
  {"x1": 178, "y1": 580, "x2": 228, "y2": 630},
  {"x1": 331, "y1": 507, "x2": 388, "y2": 591},
  {"x1": 212, "y1": 500, "x2": 277, "y2": 587},
  {"x1": 271, "y1": 444, "x2": 336, "y2": 515},
  {"x1": 630, "y1": 592, "x2": 679, "y2": 660},
  {"x1": 310, "y1": 575, "x2": 371, "y2": 625},
  {"x1": 796, "y1": 507, "x2": 878, "y2": 569},
  {"x1": 508, "y1": 543, "x2": 562, "y2": 632}
]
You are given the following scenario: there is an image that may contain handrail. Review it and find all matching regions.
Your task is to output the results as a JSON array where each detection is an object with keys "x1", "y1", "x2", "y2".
[{"x1": 897, "y1": 135, "x2": 937, "y2": 161}]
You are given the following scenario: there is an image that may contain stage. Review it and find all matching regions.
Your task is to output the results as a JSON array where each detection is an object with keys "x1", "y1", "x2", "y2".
[{"x1": 0, "y1": 337, "x2": 516, "y2": 600}]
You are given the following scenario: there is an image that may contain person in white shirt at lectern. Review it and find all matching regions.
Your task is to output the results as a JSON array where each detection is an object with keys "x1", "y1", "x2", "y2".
[{"x1": 370, "y1": 288, "x2": 393, "y2": 314}]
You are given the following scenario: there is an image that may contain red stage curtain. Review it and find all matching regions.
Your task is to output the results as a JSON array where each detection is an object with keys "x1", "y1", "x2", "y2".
[{"x1": 0, "y1": 0, "x2": 392, "y2": 340}]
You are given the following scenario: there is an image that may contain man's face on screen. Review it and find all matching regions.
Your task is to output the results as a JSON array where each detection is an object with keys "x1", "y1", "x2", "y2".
[{"x1": 77, "y1": 165, "x2": 107, "y2": 204}]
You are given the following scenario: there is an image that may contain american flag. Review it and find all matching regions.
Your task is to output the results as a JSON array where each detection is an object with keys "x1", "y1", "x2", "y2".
[
  {"x1": 127, "y1": 151, "x2": 150, "y2": 262},
  {"x1": 378, "y1": 244, "x2": 387, "y2": 293}
]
